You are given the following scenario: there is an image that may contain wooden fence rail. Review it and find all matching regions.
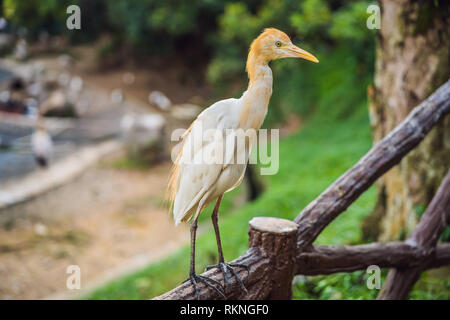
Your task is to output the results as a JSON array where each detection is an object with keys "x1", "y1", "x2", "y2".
[
  {"x1": 296, "y1": 242, "x2": 450, "y2": 276},
  {"x1": 155, "y1": 80, "x2": 450, "y2": 300}
]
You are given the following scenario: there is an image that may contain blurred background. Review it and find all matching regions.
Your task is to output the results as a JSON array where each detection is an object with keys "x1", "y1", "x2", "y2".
[{"x1": 0, "y1": 0, "x2": 448, "y2": 299}]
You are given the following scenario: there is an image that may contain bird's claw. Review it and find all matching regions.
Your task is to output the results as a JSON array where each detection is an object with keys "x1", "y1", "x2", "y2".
[
  {"x1": 183, "y1": 273, "x2": 226, "y2": 300},
  {"x1": 205, "y1": 262, "x2": 249, "y2": 294}
]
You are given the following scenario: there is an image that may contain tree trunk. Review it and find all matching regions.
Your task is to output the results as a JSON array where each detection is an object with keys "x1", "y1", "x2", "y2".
[{"x1": 364, "y1": 0, "x2": 450, "y2": 241}]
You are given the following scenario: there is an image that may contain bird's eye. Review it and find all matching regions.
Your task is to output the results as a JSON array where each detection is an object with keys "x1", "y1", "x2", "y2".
[{"x1": 275, "y1": 41, "x2": 282, "y2": 48}]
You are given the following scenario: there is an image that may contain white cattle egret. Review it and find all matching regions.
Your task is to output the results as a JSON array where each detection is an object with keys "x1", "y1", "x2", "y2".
[
  {"x1": 168, "y1": 28, "x2": 318, "y2": 299},
  {"x1": 31, "y1": 116, "x2": 53, "y2": 168}
]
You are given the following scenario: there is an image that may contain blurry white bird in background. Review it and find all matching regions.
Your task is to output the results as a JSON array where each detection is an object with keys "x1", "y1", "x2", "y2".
[
  {"x1": 148, "y1": 90, "x2": 172, "y2": 111},
  {"x1": 168, "y1": 28, "x2": 318, "y2": 299},
  {"x1": 31, "y1": 116, "x2": 53, "y2": 168}
]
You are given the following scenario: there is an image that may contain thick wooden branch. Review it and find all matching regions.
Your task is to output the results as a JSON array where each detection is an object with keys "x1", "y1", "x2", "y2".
[
  {"x1": 378, "y1": 170, "x2": 450, "y2": 300},
  {"x1": 296, "y1": 243, "x2": 450, "y2": 275},
  {"x1": 154, "y1": 248, "x2": 269, "y2": 300},
  {"x1": 294, "y1": 80, "x2": 450, "y2": 250},
  {"x1": 154, "y1": 217, "x2": 298, "y2": 300},
  {"x1": 408, "y1": 173, "x2": 450, "y2": 250},
  {"x1": 434, "y1": 243, "x2": 450, "y2": 268}
]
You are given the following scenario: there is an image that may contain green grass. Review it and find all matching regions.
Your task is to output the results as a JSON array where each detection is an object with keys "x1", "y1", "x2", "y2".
[{"x1": 108, "y1": 156, "x2": 151, "y2": 170}]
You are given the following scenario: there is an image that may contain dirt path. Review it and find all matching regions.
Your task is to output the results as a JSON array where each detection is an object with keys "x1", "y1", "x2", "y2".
[{"x1": 0, "y1": 156, "x2": 189, "y2": 299}]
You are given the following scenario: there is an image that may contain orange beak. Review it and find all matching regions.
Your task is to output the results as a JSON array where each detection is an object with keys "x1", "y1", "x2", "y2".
[{"x1": 286, "y1": 44, "x2": 319, "y2": 63}]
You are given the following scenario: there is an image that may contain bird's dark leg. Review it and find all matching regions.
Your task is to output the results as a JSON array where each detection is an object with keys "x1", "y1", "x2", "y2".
[
  {"x1": 206, "y1": 195, "x2": 249, "y2": 293},
  {"x1": 183, "y1": 215, "x2": 225, "y2": 300},
  {"x1": 211, "y1": 195, "x2": 225, "y2": 263},
  {"x1": 189, "y1": 218, "x2": 197, "y2": 275}
]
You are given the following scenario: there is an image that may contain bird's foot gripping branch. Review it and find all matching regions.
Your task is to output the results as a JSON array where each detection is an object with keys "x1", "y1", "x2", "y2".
[{"x1": 155, "y1": 217, "x2": 299, "y2": 300}]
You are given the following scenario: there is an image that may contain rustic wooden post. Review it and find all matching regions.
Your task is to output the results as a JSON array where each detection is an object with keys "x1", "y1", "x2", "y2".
[{"x1": 248, "y1": 217, "x2": 298, "y2": 299}]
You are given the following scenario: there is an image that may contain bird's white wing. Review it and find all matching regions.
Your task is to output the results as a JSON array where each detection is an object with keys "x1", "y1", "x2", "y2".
[{"x1": 172, "y1": 98, "x2": 240, "y2": 225}]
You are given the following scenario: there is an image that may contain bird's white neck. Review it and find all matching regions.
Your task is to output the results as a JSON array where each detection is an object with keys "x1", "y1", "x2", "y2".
[{"x1": 239, "y1": 57, "x2": 273, "y2": 129}]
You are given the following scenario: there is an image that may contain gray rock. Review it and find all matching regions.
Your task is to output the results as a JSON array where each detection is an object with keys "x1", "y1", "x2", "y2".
[
  {"x1": 120, "y1": 113, "x2": 167, "y2": 164},
  {"x1": 41, "y1": 90, "x2": 76, "y2": 117},
  {"x1": 57, "y1": 72, "x2": 70, "y2": 87},
  {"x1": 57, "y1": 54, "x2": 74, "y2": 68},
  {"x1": 122, "y1": 72, "x2": 135, "y2": 86},
  {"x1": 110, "y1": 88, "x2": 124, "y2": 104},
  {"x1": 69, "y1": 76, "x2": 83, "y2": 92},
  {"x1": 14, "y1": 39, "x2": 28, "y2": 61},
  {"x1": 0, "y1": 33, "x2": 13, "y2": 55},
  {"x1": 170, "y1": 103, "x2": 202, "y2": 120}
]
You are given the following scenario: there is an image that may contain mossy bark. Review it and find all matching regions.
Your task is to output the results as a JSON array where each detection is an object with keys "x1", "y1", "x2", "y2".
[{"x1": 364, "y1": 0, "x2": 450, "y2": 241}]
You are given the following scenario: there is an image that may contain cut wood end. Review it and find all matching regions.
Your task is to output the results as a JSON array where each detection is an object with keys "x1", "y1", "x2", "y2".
[{"x1": 249, "y1": 217, "x2": 298, "y2": 235}]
